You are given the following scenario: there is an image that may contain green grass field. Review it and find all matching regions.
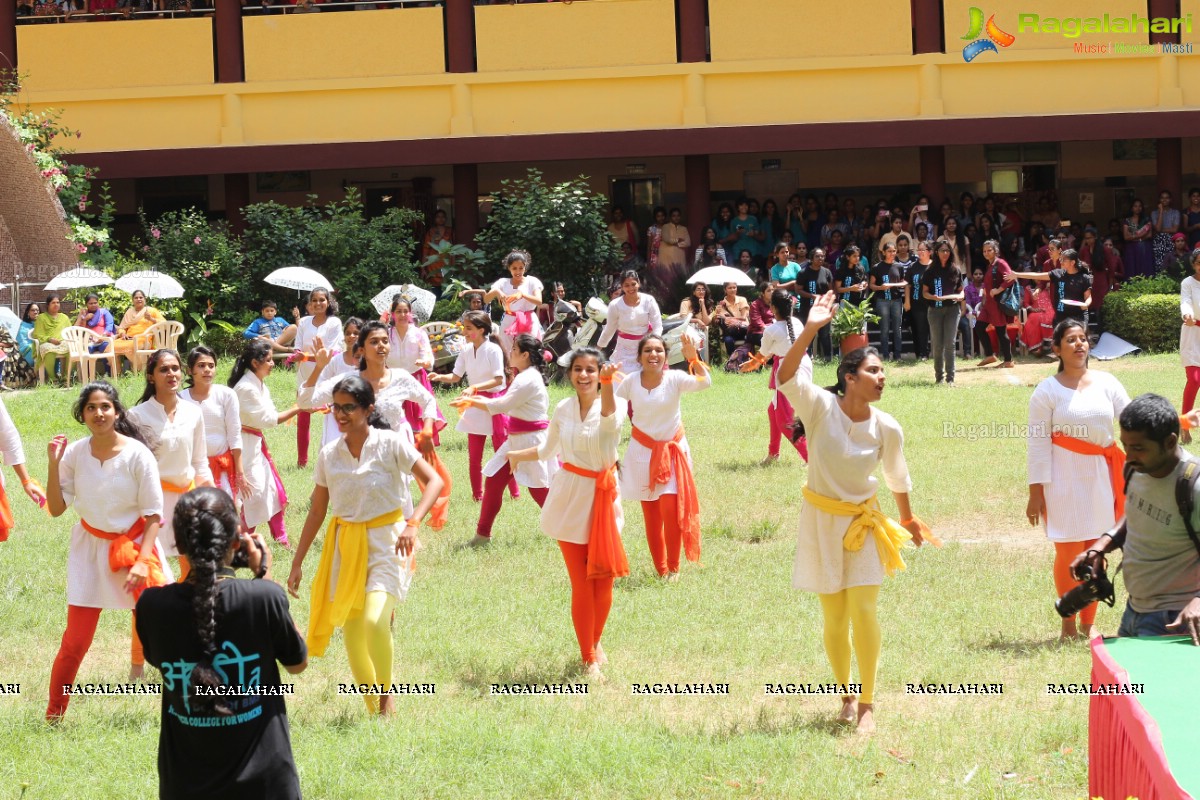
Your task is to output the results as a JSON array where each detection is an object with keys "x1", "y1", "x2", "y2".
[{"x1": 0, "y1": 352, "x2": 1187, "y2": 799}]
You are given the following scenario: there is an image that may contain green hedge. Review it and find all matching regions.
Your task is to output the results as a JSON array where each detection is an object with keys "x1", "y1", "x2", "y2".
[{"x1": 1103, "y1": 291, "x2": 1179, "y2": 353}]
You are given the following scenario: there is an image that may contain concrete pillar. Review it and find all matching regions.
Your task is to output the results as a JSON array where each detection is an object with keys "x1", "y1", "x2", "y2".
[
  {"x1": 684, "y1": 154, "x2": 711, "y2": 255},
  {"x1": 214, "y1": 0, "x2": 244, "y2": 83},
  {"x1": 453, "y1": 163, "x2": 479, "y2": 246}
]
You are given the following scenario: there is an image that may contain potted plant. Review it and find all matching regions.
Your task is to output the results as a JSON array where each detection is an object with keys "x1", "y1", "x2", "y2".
[{"x1": 831, "y1": 297, "x2": 879, "y2": 355}]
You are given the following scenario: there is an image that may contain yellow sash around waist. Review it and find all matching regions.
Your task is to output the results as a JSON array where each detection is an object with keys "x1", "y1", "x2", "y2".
[
  {"x1": 306, "y1": 507, "x2": 405, "y2": 657},
  {"x1": 801, "y1": 485, "x2": 912, "y2": 577}
]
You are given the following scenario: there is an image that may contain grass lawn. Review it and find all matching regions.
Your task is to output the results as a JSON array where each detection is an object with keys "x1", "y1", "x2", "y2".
[{"x1": 0, "y1": 351, "x2": 1188, "y2": 799}]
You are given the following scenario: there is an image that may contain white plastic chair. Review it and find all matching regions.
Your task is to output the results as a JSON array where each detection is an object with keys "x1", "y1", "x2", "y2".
[
  {"x1": 60, "y1": 326, "x2": 113, "y2": 386},
  {"x1": 133, "y1": 320, "x2": 185, "y2": 372}
]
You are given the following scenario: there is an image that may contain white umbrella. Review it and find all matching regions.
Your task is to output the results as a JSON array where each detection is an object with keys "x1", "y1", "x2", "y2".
[
  {"x1": 115, "y1": 270, "x2": 185, "y2": 299},
  {"x1": 45, "y1": 266, "x2": 114, "y2": 292},
  {"x1": 264, "y1": 266, "x2": 333, "y2": 293},
  {"x1": 0, "y1": 307, "x2": 19, "y2": 340},
  {"x1": 687, "y1": 265, "x2": 755, "y2": 287},
  {"x1": 370, "y1": 284, "x2": 437, "y2": 324}
]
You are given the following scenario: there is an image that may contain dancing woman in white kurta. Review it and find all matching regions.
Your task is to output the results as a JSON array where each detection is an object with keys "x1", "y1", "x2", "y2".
[
  {"x1": 311, "y1": 317, "x2": 363, "y2": 450},
  {"x1": 776, "y1": 291, "x2": 931, "y2": 734},
  {"x1": 288, "y1": 375, "x2": 443, "y2": 716},
  {"x1": 460, "y1": 250, "x2": 545, "y2": 353},
  {"x1": 597, "y1": 271, "x2": 663, "y2": 368},
  {"x1": 45, "y1": 382, "x2": 167, "y2": 721},
  {"x1": 384, "y1": 300, "x2": 446, "y2": 446},
  {"x1": 180, "y1": 346, "x2": 244, "y2": 506},
  {"x1": 757, "y1": 289, "x2": 810, "y2": 465},
  {"x1": 292, "y1": 288, "x2": 342, "y2": 468},
  {"x1": 230, "y1": 339, "x2": 302, "y2": 546},
  {"x1": 0, "y1": 396, "x2": 48, "y2": 542},
  {"x1": 456, "y1": 335, "x2": 557, "y2": 543},
  {"x1": 615, "y1": 334, "x2": 710, "y2": 578},
  {"x1": 431, "y1": 311, "x2": 518, "y2": 501},
  {"x1": 1026, "y1": 318, "x2": 1130, "y2": 641},
  {"x1": 1180, "y1": 251, "x2": 1200, "y2": 432},
  {"x1": 509, "y1": 348, "x2": 629, "y2": 681}
]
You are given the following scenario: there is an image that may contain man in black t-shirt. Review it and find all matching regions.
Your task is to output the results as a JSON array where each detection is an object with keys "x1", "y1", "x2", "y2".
[{"x1": 796, "y1": 248, "x2": 834, "y2": 361}]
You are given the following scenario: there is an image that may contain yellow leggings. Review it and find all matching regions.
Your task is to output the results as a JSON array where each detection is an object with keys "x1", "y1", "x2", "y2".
[
  {"x1": 344, "y1": 591, "x2": 398, "y2": 714},
  {"x1": 817, "y1": 585, "x2": 881, "y2": 704}
]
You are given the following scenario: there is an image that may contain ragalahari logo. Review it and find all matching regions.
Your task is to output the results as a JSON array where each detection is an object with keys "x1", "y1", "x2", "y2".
[{"x1": 961, "y1": 7, "x2": 1016, "y2": 61}]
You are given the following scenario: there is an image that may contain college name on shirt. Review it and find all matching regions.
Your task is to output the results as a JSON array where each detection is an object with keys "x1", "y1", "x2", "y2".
[
  {"x1": 631, "y1": 683, "x2": 730, "y2": 695},
  {"x1": 338, "y1": 683, "x2": 436, "y2": 695},
  {"x1": 160, "y1": 639, "x2": 270, "y2": 721},
  {"x1": 764, "y1": 683, "x2": 861, "y2": 695},
  {"x1": 905, "y1": 683, "x2": 1005, "y2": 695},
  {"x1": 490, "y1": 683, "x2": 589, "y2": 695}
]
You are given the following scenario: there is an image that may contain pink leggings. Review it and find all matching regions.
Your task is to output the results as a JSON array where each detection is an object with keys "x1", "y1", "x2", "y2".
[
  {"x1": 296, "y1": 410, "x2": 311, "y2": 467},
  {"x1": 767, "y1": 401, "x2": 809, "y2": 461},
  {"x1": 467, "y1": 433, "x2": 518, "y2": 501},
  {"x1": 1185, "y1": 366, "x2": 1200, "y2": 414},
  {"x1": 476, "y1": 462, "x2": 548, "y2": 537}
]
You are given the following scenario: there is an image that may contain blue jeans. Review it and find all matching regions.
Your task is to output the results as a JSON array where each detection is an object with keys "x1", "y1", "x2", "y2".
[
  {"x1": 1117, "y1": 601, "x2": 1180, "y2": 637},
  {"x1": 875, "y1": 299, "x2": 903, "y2": 360}
]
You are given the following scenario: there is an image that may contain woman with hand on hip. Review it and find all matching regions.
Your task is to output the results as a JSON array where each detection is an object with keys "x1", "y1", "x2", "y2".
[
  {"x1": 1026, "y1": 319, "x2": 1130, "y2": 640},
  {"x1": 0, "y1": 396, "x2": 48, "y2": 541},
  {"x1": 616, "y1": 334, "x2": 710, "y2": 580},
  {"x1": 288, "y1": 375, "x2": 443, "y2": 716},
  {"x1": 44, "y1": 382, "x2": 168, "y2": 720},
  {"x1": 230, "y1": 339, "x2": 302, "y2": 547},
  {"x1": 292, "y1": 288, "x2": 342, "y2": 468},
  {"x1": 456, "y1": 334, "x2": 556, "y2": 545},
  {"x1": 598, "y1": 271, "x2": 663, "y2": 368},
  {"x1": 776, "y1": 291, "x2": 933, "y2": 734},
  {"x1": 508, "y1": 349, "x2": 628, "y2": 681},
  {"x1": 460, "y1": 250, "x2": 544, "y2": 353}
]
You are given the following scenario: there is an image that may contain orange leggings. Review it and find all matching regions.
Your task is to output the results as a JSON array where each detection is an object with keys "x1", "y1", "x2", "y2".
[
  {"x1": 130, "y1": 555, "x2": 189, "y2": 667},
  {"x1": 48, "y1": 605, "x2": 125, "y2": 719},
  {"x1": 641, "y1": 496, "x2": 681, "y2": 576},
  {"x1": 1054, "y1": 540, "x2": 1098, "y2": 626},
  {"x1": 557, "y1": 541, "x2": 614, "y2": 665}
]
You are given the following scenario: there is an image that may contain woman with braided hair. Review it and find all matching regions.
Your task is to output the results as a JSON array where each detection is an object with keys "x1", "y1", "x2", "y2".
[
  {"x1": 757, "y1": 288, "x2": 811, "y2": 466},
  {"x1": 137, "y1": 487, "x2": 308, "y2": 799}
]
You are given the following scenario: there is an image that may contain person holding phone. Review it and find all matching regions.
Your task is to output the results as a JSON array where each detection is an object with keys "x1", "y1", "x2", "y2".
[
  {"x1": 920, "y1": 241, "x2": 965, "y2": 384},
  {"x1": 870, "y1": 242, "x2": 908, "y2": 362}
]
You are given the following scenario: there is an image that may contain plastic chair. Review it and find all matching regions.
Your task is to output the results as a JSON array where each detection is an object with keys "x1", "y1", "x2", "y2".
[
  {"x1": 133, "y1": 320, "x2": 185, "y2": 372},
  {"x1": 60, "y1": 327, "x2": 111, "y2": 387}
]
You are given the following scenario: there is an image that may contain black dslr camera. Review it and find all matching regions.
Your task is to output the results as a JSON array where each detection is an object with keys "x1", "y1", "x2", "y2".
[
  {"x1": 230, "y1": 534, "x2": 267, "y2": 572},
  {"x1": 1055, "y1": 565, "x2": 1115, "y2": 618}
]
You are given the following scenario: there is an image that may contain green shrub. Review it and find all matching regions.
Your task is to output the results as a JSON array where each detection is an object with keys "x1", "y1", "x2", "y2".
[
  {"x1": 430, "y1": 297, "x2": 464, "y2": 323},
  {"x1": 1118, "y1": 275, "x2": 1179, "y2": 297},
  {"x1": 1103, "y1": 291, "x2": 1179, "y2": 352}
]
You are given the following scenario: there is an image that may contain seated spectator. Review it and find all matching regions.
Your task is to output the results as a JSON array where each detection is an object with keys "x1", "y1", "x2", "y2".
[
  {"x1": 17, "y1": 303, "x2": 39, "y2": 369},
  {"x1": 1072, "y1": 395, "x2": 1200, "y2": 643},
  {"x1": 74, "y1": 293, "x2": 116, "y2": 364},
  {"x1": 33, "y1": 293, "x2": 71, "y2": 381},
  {"x1": 679, "y1": 281, "x2": 714, "y2": 329},
  {"x1": 747, "y1": 281, "x2": 775, "y2": 354},
  {"x1": 244, "y1": 300, "x2": 298, "y2": 354},
  {"x1": 619, "y1": 241, "x2": 645, "y2": 274},
  {"x1": 113, "y1": 290, "x2": 163, "y2": 372},
  {"x1": 1162, "y1": 233, "x2": 1191, "y2": 283},
  {"x1": 695, "y1": 242, "x2": 725, "y2": 269},
  {"x1": 713, "y1": 281, "x2": 750, "y2": 357},
  {"x1": 1021, "y1": 279, "x2": 1055, "y2": 356}
]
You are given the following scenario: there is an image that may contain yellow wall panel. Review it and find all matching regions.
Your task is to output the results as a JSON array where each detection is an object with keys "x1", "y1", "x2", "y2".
[
  {"x1": 709, "y1": 0, "x2": 911, "y2": 60},
  {"x1": 55, "y1": 96, "x2": 224, "y2": 152},
  {"x1": 704, "y1": 68, "x2": 918, "y2": 126},
  {"x1": 475, "y1": 0, "x2": 675, "y2": 71},
  {"x1": 17, "y1": 19, "x2": 213, "y2": 92},
  {"x1": 1182, "y1": 0, "x2": 1200, "y2": 44},
  {"x1": 241, "y1": 86, "x2": 452, "y2": 144},
  {"x1": 470, "y1": 76, "x2": 681, "y2": 135},
  {"x1": 939, "y1": 56, "x2": 1159, "y2": 116},
  {"x1": 243, "y1": 8, "x2": 444, "y2": 82},
  {"x1": 1178, "y1": 57, "x2": 1200, "y2": 105},
  {"x1": 943, "y1": 0, "x2": 1154, "y2": 56}
]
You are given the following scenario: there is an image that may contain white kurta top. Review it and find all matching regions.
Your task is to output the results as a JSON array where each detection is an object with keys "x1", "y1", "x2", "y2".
[
  {"x1": 314, "y1": 428, "x2": 420, "y2": 600},
  {"x1": 127, "y1": 397, "x2": 213, "y2": 555},
  {"x1": 301, "y1": 367, "x2": 436, "y2": 445},
  {"x1": 537, "y1": 395, "x2": 627, "y2": 543},
  {"x1": 235, "y1": 373, "x2": 283, "y2": 528},
  {"x1": 308, "y1": 354, "x2": 358, "y2": 448},
  {"x1": 760, "y1": 319, "x2": 812, "y2": 411},
  {"x1": 492, "y1": 276, "x2": 545, "y2": 349},
  {"x1": 453, "y1": 341, "x2": 507, "y2": 436},
  {"x1": 1181, "y1": 276, "x2": 1200, "y2": 368},
  {"x1": 60, "y1": 437, "x2": 166, "y2": 609},
  {"x1": 598, "y1": 295, "x2": 663, "y2": 367},
  {"x1": 294, "y1": 315, "x2": 343, "y2": 387},
  {"x1": 780, "y1": 372, "x2": 912, "y2": 594},
  {"x1": 482, "y1": 367, "x2": 556, "y2": 488},
  {"x1": 615, "y1": 369, "x2": 711, "y2": 501},
  {"x1": 1026, "y1": 371, "x2": 1131, "y2": 542},
  {"x1": 387, "y1": 325, "x2": 434, "y2": 373},
  {"x1": 0, "y1": 398, "x2": 25, "y2": 494},
  {"x1": 179, "y1": 385, "x2": 242, "y2": 459}
]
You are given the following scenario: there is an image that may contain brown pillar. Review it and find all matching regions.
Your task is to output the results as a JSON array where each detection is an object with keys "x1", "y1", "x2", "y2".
[
  {"x1": 919, "y1": 145, "x2": 947, "y2": 206},
  {"x1": 224, "y1": 173, "x2": 250, "y2": 236},
  {"x1": 453, "y1": 163, "x2": 479, "y2": 246},
  {"x1": 685, "y1": 154, "x2": 711, "y2": 254},
  {"x1": 0, "y1": 0, "x2": 16, "y2": 79},
  {"x1": 911, "y1": 0, "x2": 943, "y2": 54},
  {"x1": 1148, "y1": 0, "x2": 1181, "y2": 45},
  {"x1": 214, "y1": 0, "x2": 244, "y2": 83},
  {"x1": 678, "y1": 0, "x2": 706, "y2": 63},
  {"x1": 1157, "y1": 137, "x2": 1183, "y2": 207},
  {"x1": 446, "y1": 0, "x2": 475, "y2": 73}
]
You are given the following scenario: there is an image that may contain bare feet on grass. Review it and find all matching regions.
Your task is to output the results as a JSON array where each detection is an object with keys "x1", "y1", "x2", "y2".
[
  {"x1": 129, "y1": 664, "x2": 145, "y2": 682},
  {"x1": 856, "y1": 703, "x2": 875, "y2": 735},
  {"x1": 836, "y1": 696, "x2": 856, "y2": 725},
  {"x1": 379, "y1": 694, "x2": 396, "y2": 717}
]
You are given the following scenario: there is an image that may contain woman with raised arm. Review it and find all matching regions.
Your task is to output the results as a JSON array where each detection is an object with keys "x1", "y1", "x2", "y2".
[
  {"x1": 460, "y1": 250, "x2": 544, "y2": 353},
  {"x1": 310, "y1": 317, "x2": 364, "y2": 451},
  {"x1": 291, "y1": 288, "x2": 342, "y2": 468},
  {"x1": 45, "y1": 382, "x2": 167, "y2": 721},
  {"x1": 597, "y1": 270, "x2": 664, "y2": 369},
  {"x1": 289, "y1": 375, "x2": 443, "y2": 716},
  {"x1": 180, "y1": 346, "x2": 246, "y2": 510},
  {"x1": 755, "y1": 288, "x2": 811, "y2": 466},
  {"x1": 384, "y1": 300, "x2": 445, "y2": 446},
  {"x1": 508, "y1": 348, "x2": 628, "y2": 682},
  {"x1": 776, "y1": 291, "x2": 933, "y2": 734},
  {"x1": 616, "y1": 334, "x2": 710, "y2": 580},
  {"x1": 1011, "y1": 248, "x2": 1093, "y2": 329}
]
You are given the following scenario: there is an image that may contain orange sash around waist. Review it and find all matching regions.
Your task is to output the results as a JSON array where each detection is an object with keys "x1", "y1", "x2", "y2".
[
  {"x1": 414, "y1": 435, "x2": 451, "y2": 532},
  {"x1": 1051, "y1": 432, "x2": 1126, "y2": 519},
  {"x1": 561, "y1": 462, "x2": 629, "y2": 580},
  {"x1": 208, "y1": 450, "x2": 235, "y2": 491},
  {"x1": 160, "y1": 478, "x2": 195, "y2": 495},
  {"x1": 80, "y1": 516, "x2": 167, "y2": 599},
  {"x1": 0, "y1": 483, "x2": 14, "y2": 543},
  {"x1": 631, "y1": 425, "x2": 701, "y2": 564}
]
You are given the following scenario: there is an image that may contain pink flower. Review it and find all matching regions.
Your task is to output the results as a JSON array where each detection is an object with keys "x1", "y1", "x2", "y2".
[
  {"x1": 202, "y1": 270, "x2": 212, "y2": 278},
  {"x1": 194, "y1": 237, "x2": 202, "y2": 245},
  {"x1": 75, "y1": 243, "x2": 87, "y2": 254},
  {"x1": 143, "y1": 245, "x2": 150, "y2": 253},
  {"x1": 151, "y1": 228, "x2": 161, "y2": 239}
]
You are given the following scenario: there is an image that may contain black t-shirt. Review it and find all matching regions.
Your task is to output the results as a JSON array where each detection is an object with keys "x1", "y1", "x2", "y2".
[
  {"x1": 136, "y1": 578, "x2": 307, "y2": 800},
  {"x1": 834, "y1": 261, "x2": 869, "y2": 307},
  {"x1": 795, "y1": 266, "x2": 833, "y2": 313},
  {"x1": 1047, "y1": 268, "x2": 1093, "y2": 313},
  {"x1": 919, "y1": 263, "x2": 964, "y2": 309},
  {"x1": 871, "y1": 261, "x2": 905, "y2": 302}
]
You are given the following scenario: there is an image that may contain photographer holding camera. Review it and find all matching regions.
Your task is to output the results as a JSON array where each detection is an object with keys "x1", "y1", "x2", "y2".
[{"x1": 1071, "y1": 394, "x2": 1200, "y2": 645}]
